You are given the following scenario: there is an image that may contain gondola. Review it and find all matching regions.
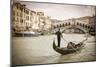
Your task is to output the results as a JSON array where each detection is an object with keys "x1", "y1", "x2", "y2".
[{"x1": 53, "y1": 37, "x2": 87, "y2": 55}]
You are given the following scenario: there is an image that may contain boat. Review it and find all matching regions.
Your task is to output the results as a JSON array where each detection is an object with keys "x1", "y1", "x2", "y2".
[
  {"x1": 53, "y1": 37, "x2": 87, "y2": 55},
  {"x1": 14, "y1": 31, "x2": 41, "y2": 37}
]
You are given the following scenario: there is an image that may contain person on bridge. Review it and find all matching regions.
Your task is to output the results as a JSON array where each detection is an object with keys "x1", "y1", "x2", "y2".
[{"x1": 55, "y1": 28, "x2": 63, "y2": 47}]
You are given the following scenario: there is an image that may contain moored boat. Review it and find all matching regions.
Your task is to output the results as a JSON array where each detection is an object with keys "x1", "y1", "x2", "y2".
[{"x1": 14, "y1": 31, "x2": 41, "y2": 37}]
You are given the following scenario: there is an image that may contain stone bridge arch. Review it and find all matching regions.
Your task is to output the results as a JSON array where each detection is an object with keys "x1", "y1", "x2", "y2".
[
  {"x1": 62, "y1": 25, "x2": 89, "y2": 34},
  {"x1": 52, "y1": 22, "x2": 91, "y2": 34}
]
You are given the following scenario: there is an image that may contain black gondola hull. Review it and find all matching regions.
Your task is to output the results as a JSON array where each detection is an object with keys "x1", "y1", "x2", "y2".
[{"x1": 53, "y1": 40, "x2": 85, "y2": 55}]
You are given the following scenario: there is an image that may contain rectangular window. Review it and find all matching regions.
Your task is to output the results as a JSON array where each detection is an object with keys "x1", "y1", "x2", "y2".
[
  {"x1": 30, "y1": 17, "x2": 32, "y2": 21},
  {"x1": 30, "y1": 12, "x2": 32, "y2": 15},
  {"x1": 20, "y1": 13, "x2": 22, "y2": 17},
  {"x1": 20, "y1": 19, "x2": 23, "y2": 23},
  {"x1": 25, "y1": 10, "x2": 29, "y2": 14},
  {"x1": 13, "y1": 17, "x2": 15, "y2": 22},
  {"x1": 17, "y1": 12, "x2": 19, "y2": 16},
  {"x1": 20, "y1": 7, "x2": 23, "y2": 11},
  {"x1": 24, "y1": 9, "x2": 25, "y2": 12},
  {"x1": 17, "y1": 18, "x2": 19, "y2": 22},
  {"x1": 26, "y1": 16, "x2": 29, "y2": 20},
  {"x1": 27, "y1": 16, "x2": 29, "y2": 20},
  {"x1": 13, "y1": 11, "x2": 15, "y2": 16},
  {"x1": 16, "y1": 4, "x2": 19, "y2": 9}
]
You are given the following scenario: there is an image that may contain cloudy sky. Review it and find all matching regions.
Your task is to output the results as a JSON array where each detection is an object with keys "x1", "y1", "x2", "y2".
[{"x1": 20, "y1": 1, "x2": 96, "y2": 20}]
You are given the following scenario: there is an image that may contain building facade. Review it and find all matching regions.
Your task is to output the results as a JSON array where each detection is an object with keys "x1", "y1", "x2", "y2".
[{"x1": 12, "y1": 2, "x2": 51, "y2": 33}]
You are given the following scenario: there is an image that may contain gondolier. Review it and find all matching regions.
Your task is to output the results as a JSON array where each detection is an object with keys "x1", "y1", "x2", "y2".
[{"x1": 55, "y1": 28, "x2": 63, "y2": 47}]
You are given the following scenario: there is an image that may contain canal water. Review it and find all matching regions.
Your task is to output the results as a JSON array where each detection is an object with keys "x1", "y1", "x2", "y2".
[{"x1": 12, "y1": 34, "x2": 96, "y2": 65}]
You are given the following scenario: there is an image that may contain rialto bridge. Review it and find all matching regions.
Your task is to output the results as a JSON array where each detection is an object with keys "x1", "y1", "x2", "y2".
[{"x1": 51, "y1": 20, "x2": 95, "y2": 35}]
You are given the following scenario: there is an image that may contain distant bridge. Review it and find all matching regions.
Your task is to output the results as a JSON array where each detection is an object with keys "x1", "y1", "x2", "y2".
[{"x1": 51, "y1": 21, "x2": 93, "y2": 34}]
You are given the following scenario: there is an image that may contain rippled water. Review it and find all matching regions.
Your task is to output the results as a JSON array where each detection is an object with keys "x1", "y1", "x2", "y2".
[{"x1": 12, "y1": 34, "x2": 96, "y2": 65}]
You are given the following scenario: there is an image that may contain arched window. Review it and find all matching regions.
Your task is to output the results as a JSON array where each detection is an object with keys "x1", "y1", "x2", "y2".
[
  {"x1": 88, "y1": 26, "x2": 90, "y2": 29},
  {"x1": 53, "y1": 26, "x2": 55, "y2": 29},
  {"x1": 83, "y1": 24, "x2": 84, "y2": 27},
  {"x1": 63, "y1": 24, "x2": 65, "y2": 27},
  {"x1": 85, "y1": 25, "x2": 87, "y2": 28},
  {"x1": 80, "y1": 23, "x2": 82, "y2": 26},
  {"x1": 69, "y1": 22, "x2": 70, "y2": 25},
  {"x1": 60, "y1": 24, "x2": 62, "y2": 27},
  {"x1": 65, "y1": 23, "x2": 67, "y2": 26},
  {"x1": 57, "y1": 25, "x2": 59, "y2": 28},
  {"x1": 77, "y1": 22, "x2": 79, "y2": 25}
]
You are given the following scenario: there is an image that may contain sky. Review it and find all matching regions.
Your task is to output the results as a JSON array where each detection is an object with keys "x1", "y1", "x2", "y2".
[{"x1": 20, "y1": 1, "x2": 96, "y2": 20}]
